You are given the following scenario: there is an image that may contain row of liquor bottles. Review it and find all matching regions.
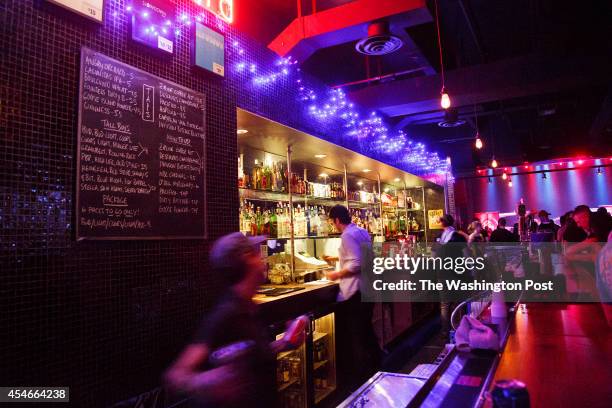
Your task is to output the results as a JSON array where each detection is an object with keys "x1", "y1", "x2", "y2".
[
  {"x1": 240, "y1": 200, "x2": 337, "y2": 238},
  {"x1": 238, "y1": 158, "x2": 292, "y2": 192},
  {"x1": 384, "y1": 213, "x2": 422, "y2": 237},
  {"x1": 238, "y1": 158, "x2": 346, "y2": 198},
  {"x1": 240, "y1": 200, "x2": 423, "y2": 239}
]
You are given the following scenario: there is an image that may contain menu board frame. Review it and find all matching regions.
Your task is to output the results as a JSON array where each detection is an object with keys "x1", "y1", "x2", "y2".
[
  {"x1": 47, "y1": 0, "x2": 105, "y2": 23},
  {"x1": 76, "y1": 47, "x2": 207, "y2": 241}
]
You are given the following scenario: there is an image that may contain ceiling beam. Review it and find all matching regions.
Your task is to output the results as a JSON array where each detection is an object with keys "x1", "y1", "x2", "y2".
[
  {"x1": 348, "y1": 54, "x2": 611, "y2": 120},
  {"x1": 268, "y1": 0, "x2": 430, "y2": 61},
  {"x1": 458, "y1": 0, "x2": 486, "y2": 62}
]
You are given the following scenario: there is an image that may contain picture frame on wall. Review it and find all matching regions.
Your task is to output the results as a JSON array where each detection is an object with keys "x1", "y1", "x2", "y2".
[
  {"x1": 130, "y1": 0, "x2": 175, "y2": 55},
  {"x1": 46, "y1": 0, "x2": 105, "y2": 23},
  {"x1": 192, "y1": 22, "x2": 225, "y2": 77}
]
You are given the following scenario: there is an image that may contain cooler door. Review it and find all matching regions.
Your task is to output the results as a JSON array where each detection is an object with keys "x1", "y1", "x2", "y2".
[
  {"x1": 276, "y1": 333, "x2": 307, "y2": 408},
  {"x1": 312, "y1": 312, "x2": 336, "y2": 404}
]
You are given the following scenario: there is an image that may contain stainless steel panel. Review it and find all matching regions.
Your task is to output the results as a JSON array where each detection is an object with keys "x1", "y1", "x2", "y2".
[{"x1": 337, "y1": 372, "x2": 426, "y2": 408}]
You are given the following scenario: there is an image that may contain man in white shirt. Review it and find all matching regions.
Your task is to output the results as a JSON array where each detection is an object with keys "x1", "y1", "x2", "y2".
[
  {"x1": 325, "y1": 205, "x2": 380, "y2": 386},
  {"x1": 439, "y1": 214, "x2": 457, "y2": 243}
]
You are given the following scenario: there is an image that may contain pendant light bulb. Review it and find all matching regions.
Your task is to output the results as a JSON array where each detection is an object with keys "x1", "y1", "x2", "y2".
[
  {"x1": 475, "y1": 135, "x2": 483, "y2": 150},
  {"x1": 502, "y1": 172, "x2": 508, "y2": 180},
  {"x1": 440, "y1": 88, "x2": 451, "y2": 109},
  {"x1": 491, "y1": 157, "x2": 498, "y2": 168},
  {"x1": 508, "y1": 179, "x2": 513, "y2": 187}
]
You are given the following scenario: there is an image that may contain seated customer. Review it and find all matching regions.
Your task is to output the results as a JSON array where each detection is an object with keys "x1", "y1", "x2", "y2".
[
  {"x1": 490, "y1": 218, "x2": 517, "y2": 242},
  {"x1": 164, "y1": 233, "x2": 305, "y2": 408}
]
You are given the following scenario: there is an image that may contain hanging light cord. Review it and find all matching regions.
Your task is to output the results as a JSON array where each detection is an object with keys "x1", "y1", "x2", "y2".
[{"x1": 434, "y1": 0, "x2": 445, "y2": 88}]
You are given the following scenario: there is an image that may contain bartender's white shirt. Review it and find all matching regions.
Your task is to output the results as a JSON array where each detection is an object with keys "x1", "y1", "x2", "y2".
[
  {"x1": 439, "y1": 226, "x2": 456, "y2": 244},
  {"x1": 337, "y1": 223, "x2": 372, "y2": 301}
]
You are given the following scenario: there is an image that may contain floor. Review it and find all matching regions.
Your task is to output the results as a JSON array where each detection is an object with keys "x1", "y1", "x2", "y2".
[{"x1": 492, "y1": 303, "x2": 612, "y2": 408}]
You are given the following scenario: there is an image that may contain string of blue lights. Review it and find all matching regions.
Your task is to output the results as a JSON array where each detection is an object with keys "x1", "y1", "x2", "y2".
[{"x1": 118, "y1": 1, "x2": 451, "y2": 181}]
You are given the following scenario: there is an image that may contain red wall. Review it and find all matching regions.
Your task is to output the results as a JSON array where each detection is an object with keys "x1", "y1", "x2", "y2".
[{"x1": 455, "y1": 165, "x2": 612, "y2": 222}]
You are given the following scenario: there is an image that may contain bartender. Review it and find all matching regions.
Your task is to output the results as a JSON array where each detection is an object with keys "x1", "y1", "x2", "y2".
[{"x1": 325, "y1": 205, "x2": 381, "y2": 386}]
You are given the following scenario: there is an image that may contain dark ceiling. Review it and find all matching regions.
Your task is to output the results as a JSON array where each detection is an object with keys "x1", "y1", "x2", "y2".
[{"x1": 235, "y1": 0, "x2": 612, "y2": 172}]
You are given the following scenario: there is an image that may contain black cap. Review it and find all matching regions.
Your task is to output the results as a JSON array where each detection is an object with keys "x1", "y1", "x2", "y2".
[{"x1": 210, "y1": 233, "x2": 267, "y2": 284}]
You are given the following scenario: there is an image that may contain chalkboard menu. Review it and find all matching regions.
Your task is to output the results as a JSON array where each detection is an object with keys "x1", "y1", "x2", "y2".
[{"x1": 77, "y1": 48, "x2": 206, "y2": 240}]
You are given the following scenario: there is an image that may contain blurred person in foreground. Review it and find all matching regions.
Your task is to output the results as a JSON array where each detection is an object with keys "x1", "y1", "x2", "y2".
[{"x1": 164, "y1": 233, "x2": 305, "y2": 408}]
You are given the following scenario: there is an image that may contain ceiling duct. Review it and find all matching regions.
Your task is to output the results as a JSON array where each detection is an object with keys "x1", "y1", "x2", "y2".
[
  {"x1": 268, "y1": 0, "x2": 430, "y2": 62},
  {"x1": 438, "y1": 108, "x2": 466, "y2": 128},
  {"x1": 355, "y1": 21, "x2": 403, "y2": 56}
]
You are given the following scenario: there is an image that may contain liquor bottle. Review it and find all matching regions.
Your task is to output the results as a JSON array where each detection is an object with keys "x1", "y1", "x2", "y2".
[
  {"x1": 306, "y1": 206, "x2": 311, "y2": 236},
  {"x1": 277, "y1": 204, "x2": 285, "y2": 238},
  {"x1": 285, "y1": 204, "x2": 292, "y2": 237},
  {"x1": 263, "y1": 210, "x2": 270, "y2": 236},
  {"x1": 252, "y1": 160, "x2": 259, "y2": 190},
  {"x1": 411, "y1": 216, "x2": 419, "y2": 232},
  {"x1": 299, "y1": 205, "x2": 306, "y2": 236},
  {"x1": 310, "y1": 207, "x2": 319, "y2": 236},
  {"x1": 270, "y1": 207, "x2": 278, "y2": 238},
  {"x1": 279, "y1": 163, "x2": 285, "y2": 192},
  {"x1": 318, "y1": 208, "x2": 327, "y2": 237},
  {"x1": 261, "y1": 164, "x2": 268, "y2": 190},
  {"x1": 266, "y1": 165, "x2": 272, "y2": 191},
  {"x1": 237, "y1": 156, "x2": 244, "y2": 188},
  {"x1": 270, "y1": 163, "x2": 276, "y2": 192}
]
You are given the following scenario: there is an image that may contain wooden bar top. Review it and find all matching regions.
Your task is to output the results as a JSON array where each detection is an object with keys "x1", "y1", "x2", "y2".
[
  {"x1": 490, "y1": 303, "x2": 612, "y2": 407},
  {"x1": 253, "y1": 281, "x2": 338, "y2": 304}
]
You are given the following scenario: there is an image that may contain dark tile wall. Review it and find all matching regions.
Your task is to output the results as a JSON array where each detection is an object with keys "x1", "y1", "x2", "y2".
[
  {"x1": 0, "y1": 1, "x2": 349, "y2": 406},
  {"x1": 1, "y1": 1, "x2": 443, "y2": 406}
]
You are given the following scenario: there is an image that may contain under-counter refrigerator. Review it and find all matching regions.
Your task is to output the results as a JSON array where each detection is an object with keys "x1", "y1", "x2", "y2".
[{"x1": 270, "y1": 309, "x2": 337, "y2": 407}]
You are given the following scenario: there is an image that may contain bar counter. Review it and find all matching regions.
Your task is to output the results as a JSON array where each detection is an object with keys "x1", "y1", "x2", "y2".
[
  {"x1": 254, "y1": 281, "x2": 339, "y2": 324},
  {"x1": 488, "y1": 303, "x2": 612, "y2": 407}
]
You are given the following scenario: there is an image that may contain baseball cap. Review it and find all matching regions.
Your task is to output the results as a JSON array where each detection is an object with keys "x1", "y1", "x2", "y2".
[
  {"x1": 209, "y1": 233, "x2": 267, "y2": 282},
  {"x1": 538, "y1": 210, "x2": 550, "y2": 217}
]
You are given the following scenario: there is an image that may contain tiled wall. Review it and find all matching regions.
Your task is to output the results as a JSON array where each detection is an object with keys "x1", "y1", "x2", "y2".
[{"x1": 1, "y1": 1, "x2": 445, "y2": 406}]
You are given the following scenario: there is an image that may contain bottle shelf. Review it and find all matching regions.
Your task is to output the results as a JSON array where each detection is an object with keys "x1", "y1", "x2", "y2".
[
  {"x1": 314, "y1": 387, "x2": 335, "y2": 404},
  {"x1": 239, "y1": 187, "x2": 292, "y2": 202},
  {"x1": 258, "y1": 235, "x2": 341, "y2": 241},
  {"x1": 277, "y1": 377, "x2": 300, "y2": 392},
  {"x1": 302, "y1": 196, "x2": 347, "y2": 206},
  {"x1": 239, "y1": 188, "x2": 346, "y2": 206},
  {"x1": 347, "y1": 200, "x2": 378, "y2": 209},
  {"x1": 313, "y1": 360, "x2": 329, "y2": 370}
]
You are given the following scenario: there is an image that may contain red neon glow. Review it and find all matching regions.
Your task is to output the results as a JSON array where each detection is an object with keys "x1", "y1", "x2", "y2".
[
  {"x1": 194, "y1": 0, "x2": 234, "y2": 23},
  {"x1": 578, "y1": 160, "x2": 584, "y2": 165}
]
